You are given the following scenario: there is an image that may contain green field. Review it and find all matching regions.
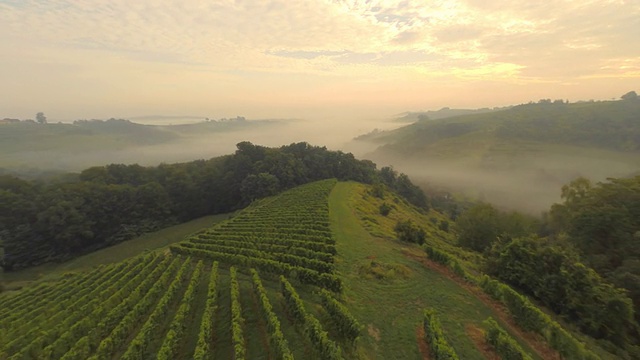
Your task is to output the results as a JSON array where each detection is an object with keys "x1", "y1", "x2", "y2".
[{"x1": 0, "y1": 180, "x2": 618, "y2": 359}]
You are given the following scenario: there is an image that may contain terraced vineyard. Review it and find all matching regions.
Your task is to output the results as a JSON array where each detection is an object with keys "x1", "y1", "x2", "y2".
[
  {"x1": 0, "y1": 179, "x2": 358, "y2": 359},
  {"x1": 171, "y1": 179, "x2": 342, "y2": 292}
]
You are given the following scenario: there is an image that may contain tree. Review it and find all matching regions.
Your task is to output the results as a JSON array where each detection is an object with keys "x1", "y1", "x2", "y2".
[
  {"x1": 379, "y1": 166, "x2": 397, "y2": 187},
  {"x1": 36, "y1": 112, "x2": 47, "y2": 124},
  {"x1": 240, "y1": 173, "x2": 280, "y2": 203},
  {"x1": 485, "y1": 236, "x2": 636, "y2": 345},
  {"x1": 548, "y1": 177, "x2": 592, "y2": 232},
  {"x1": 621, "y1": 91, "x2": 638, "y2": 100},
  {"x1": 456, "y1": 202, "x2": 535, "y2": 253},
  {"x1": 455, "y1": 202, "x2": 501, "y2": 252},
  {"x1": 545, "y1": 175, "x2": 640, "y2": 328}
]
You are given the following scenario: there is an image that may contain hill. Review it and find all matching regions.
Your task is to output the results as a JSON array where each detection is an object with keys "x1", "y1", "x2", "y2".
[
  {"x1": 1, "y1": 142, "x2": 394, "y2": 271},
  {"x1": 0, "y1": 118, "x2": 283, "y2": 172},
  {"x1": 390, "y1": 107, "x2": 503, "y2": 124},
  {"x1": 354, "y1": 98, "x2": 640, "y2": 212},
  {"x1": 0, "y1": 179, "x2": 626, "y2": 359}
]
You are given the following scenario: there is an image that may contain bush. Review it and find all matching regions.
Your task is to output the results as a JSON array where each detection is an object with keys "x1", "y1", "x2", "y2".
[
  {"x1": 424, "y1": 245, "x2": 469, "y2": 280},
  {"x1": 379, "y1": 203, "x2": 392, "y2": 216},
  {"x1": 486, "y1": 236, "x2": 636, "y2": 345},
  {"x1": 423, "y1": 309, "x2": 459, "y2": 359},
  {"x1": 478, "y1": 275, "x2": 600, "y2": 360},
  {"x1": 483, "y1": 317, "x2": 533, "y2": 360},
  {"x1": 394, "y1": 220, "x2": 426, "y2": 245},
  {"x1": 370, "y1": 182, "x2": 385, "y2": 198}
]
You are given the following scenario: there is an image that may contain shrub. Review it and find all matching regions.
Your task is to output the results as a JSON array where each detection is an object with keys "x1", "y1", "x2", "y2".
[
  {"x1": 394, "y1": 220, "x2": 426, "y2": 245},
  {"x1": 379, "y1": 203, "x2": 392, "y2": 216},
  {"x1": 422, "y1": 309, "x2": 459, "y2": 359},
  {"x1": 483, "y1": 317, "x2": 533, "y2": 360},
  {"x1": 438, "y1": 220, "x2": 449, "y2": 232}
]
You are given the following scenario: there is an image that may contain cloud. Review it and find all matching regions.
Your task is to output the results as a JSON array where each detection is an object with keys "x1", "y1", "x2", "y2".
[
  {"x1": 0, "y1": 0, "x2": 638, "y2": 119},
  {"x1": 267, "y1": 50, "x2": 349, "y2": 60},
  {"x1": 392, "y1": 31, "x2": 422, "y2": 45}
]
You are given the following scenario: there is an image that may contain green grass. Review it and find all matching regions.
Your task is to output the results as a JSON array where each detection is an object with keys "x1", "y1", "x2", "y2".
[
  {"x1": 3, "y1": 213, "x2": 230, "y2": 288},
  {"x1": 330, "y1": 182, "x2": 542, "y2": 359}
]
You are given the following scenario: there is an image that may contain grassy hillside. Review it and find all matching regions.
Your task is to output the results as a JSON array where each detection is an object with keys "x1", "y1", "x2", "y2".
[
  {"x1": 362, "y1": 99, "x2": 640, "y2": 152},
  {"x1": 390, "y1": 107, "x2": 502, "y2": 123},
  {"x1": 0, "y1": 180, "x2": 620, "y2": 359},
  {"x1": 355, "y1": 98, "x2": 640, "y2": 212}
]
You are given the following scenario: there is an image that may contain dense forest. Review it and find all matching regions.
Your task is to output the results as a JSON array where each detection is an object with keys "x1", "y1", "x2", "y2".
[{"x1": 0, "y1": 142, "x2": 426, "y2": 271}]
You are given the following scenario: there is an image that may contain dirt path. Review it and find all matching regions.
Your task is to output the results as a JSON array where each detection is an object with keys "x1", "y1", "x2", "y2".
[
  {"x1": 466, "y1": 323, "x2": 500, "y2": 360},
  {"x1": 403, "y1": 250, "x2": 561, "y2": 360},
  {"x1": 415, "y1": 324, "x2": 432, "y2": 360}
]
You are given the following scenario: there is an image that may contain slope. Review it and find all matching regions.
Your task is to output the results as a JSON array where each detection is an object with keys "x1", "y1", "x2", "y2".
[
  {"x1": 0, "y1": 179, "x2": 619, "y2": 359},
  {"x1": 361, "y1": 99, "x2": 640, "y2": 153},
  {"x1": 330, "y1": 182, "x2": 541, "y2": 359},
  {"x1": 356, "y1": 99, "x2": 640, "y2": 213},
  {"x1": 331, "y1": 181, "x2": 623, "y2": 360},
  {"x1": 0, "y1": 179, "x2": 353, "y2": 360},
  {"x1": 2, "y1": 213, "x2": 230, "y2": 290}
]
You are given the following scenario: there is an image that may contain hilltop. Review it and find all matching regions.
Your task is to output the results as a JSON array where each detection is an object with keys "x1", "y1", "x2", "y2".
[
  {"x1": 390, "y1": 107, "x2": 504, "y2": 124},
  {"x1": 0, "y1": 178, "x2": 633, "y2": 359}
]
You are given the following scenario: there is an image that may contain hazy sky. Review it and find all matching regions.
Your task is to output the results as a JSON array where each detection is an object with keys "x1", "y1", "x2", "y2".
[{"x1": 1, "y1": 0, "x2": 639, "y2": 121}]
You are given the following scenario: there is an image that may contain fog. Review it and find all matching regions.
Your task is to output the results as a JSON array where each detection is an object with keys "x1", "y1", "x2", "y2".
[
  {"x1": 0, "y1": 116, "x2": 402, "y2": 173},
  {"x1": 3, "y1": 111, "x2": 639, "y2": 215},
  {"x1": 361, "y1": 146, "x2": 640, "y2": 214}
]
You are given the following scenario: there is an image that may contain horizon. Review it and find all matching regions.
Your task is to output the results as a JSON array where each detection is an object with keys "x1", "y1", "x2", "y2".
[
  {"x1": 3, "y1": 95, "x2": 634, "y2": 124},
  {"x1": 1, "y1": 0, "x2": 638, "y2": 121}
]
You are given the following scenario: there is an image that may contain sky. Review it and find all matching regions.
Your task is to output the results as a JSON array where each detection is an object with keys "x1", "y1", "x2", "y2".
[{"x1": 1, "y1": 0, "x2": 639, "y2": 121}]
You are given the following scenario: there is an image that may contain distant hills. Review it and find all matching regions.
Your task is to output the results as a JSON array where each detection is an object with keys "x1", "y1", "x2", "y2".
[
  {"x1": 392, "y1": 107, "x2": 505, "y2": 123},
  {"x1": 360, "y1": 98, "x2": 640, "y2": 152},
  {"x1": 0, "y1": 117, "x2": 279, "y2": 154},
  {"x1": 354, "y1": 97, "x2": 640, "y2": 212},
  {"x1": 0, "y1": 117, "x2": 283, "y2": 173}
]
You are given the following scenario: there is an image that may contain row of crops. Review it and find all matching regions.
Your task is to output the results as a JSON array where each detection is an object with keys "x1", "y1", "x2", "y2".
[
  {"x1": 0, "y1": 255, "x2": 359, "y2": 359},
  {"x1": 171, "y1": 179, "x2": 343, "y2": 292},
  {"x1": 0, "y1": 179, "x2": 362, "y2": 359}
]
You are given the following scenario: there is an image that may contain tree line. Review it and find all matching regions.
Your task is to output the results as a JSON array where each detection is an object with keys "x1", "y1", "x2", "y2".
[
  {"x1": 453, "y1": 175, "x2": 640, "y2": 350},
  {"x1": 0, "y1": 141, "x2": 427, "y2": 271}
]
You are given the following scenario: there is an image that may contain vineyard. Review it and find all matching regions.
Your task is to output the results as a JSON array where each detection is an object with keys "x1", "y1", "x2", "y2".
[
  {"x1": 0, "y1": 178, "x2": 623, "y2": 359},
  {"x1": 0, "y1": 179, "x2": 359, "y2": 359},
  {"x1": 171, "y1": 179, "x2": 342, "y2": 292}
]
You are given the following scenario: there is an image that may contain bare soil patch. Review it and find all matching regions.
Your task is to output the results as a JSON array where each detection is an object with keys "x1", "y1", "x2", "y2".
[
  {"x1": 416, "y1": 324, "x2": 431, "y2": 360},
  {"x1": 466, "y1": 323, "x2": 500, "y2": 360}
]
